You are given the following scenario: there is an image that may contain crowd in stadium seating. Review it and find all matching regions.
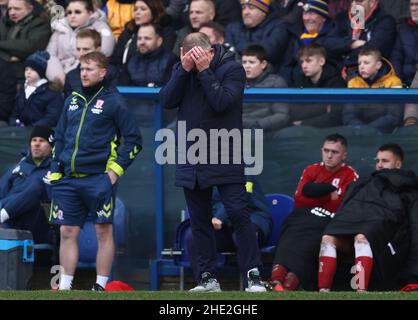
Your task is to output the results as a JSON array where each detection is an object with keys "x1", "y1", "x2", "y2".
[{"x1": 0, "y1": 0, "x2": 417, "y2": 131}]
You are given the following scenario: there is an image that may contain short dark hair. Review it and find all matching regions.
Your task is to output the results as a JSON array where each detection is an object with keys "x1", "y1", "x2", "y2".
[
  {"x1": 358, "y1": 47, "x2": 382, "y2": 61},
  {"x1": 80, "y1": 51, "x2": 108, "y2": 69},
  {"x1": 378, "y1": 143, "x2": 404, "y2": 161},
  {"x1": 76, "y1": 29, "x2": 101, "y2": 48},
  {"x1": 324, "y1": 133, "x2": 347, "y2": 148},
  {"x1": 199, "y1": 21, "x2": 225, "y2": 40},
  {"x1": 242, "y1": 45, "x2": 268, "y2": 62},
  {"x1": 297, "y1": 42, "x2": 327, "y2": 60},
  {"x1": 67, "y1": 0, "x2": 95, "y2": 12},
  {"x1": 138, "y1": 23, "x2": 163, "y2": 38}
]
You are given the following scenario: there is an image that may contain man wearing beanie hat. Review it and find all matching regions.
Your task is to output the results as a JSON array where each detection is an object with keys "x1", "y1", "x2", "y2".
[
  {"x1": 225, "y1": 0, "x2": 288, "y2": 69},
  {"x1": 9, "y1": 50, "x2": 64, "y2": 127},
  {"x1": 0, "y1": 125, "x2": 54, "y2": 245},
  {"x1": 279, "y1": 0, "x2": 334, "y2": 85}
]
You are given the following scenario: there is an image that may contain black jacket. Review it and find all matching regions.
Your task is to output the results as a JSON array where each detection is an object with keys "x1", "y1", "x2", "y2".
[{"x1": 325, "y1": 169, "x2": 418, "y2": 290}]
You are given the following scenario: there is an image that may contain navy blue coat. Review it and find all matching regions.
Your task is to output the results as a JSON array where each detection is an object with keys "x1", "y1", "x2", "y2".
[
  {"x1": 10, "y1": 83, "x2": 63, "y2": 127},
  {"x1": 159, "y1": 45, "x2": 246, "y2": 189},
  {"x1": 390, "y1": 20, "x2": 418, "y2": 87},
  {"x1": 225, "y1": 13, "x2": 289, "y2": 69},
  {"x1": 279, "y1": 19, "x2": 334, "y2": 86},
  {"x1": 322, "y1": 7, "x2": 397, "y2": 69},
  {"x1": 118, "y1": 47, "x2": 178, "y2": 87},
  {"x1": 0, "y1": 153, "x2": 52, "y2": 243}
]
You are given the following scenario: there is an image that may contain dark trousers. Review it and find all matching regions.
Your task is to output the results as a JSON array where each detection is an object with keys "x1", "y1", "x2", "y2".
[{"x1": 183, "y1": 183, "x2": 262, "y2": 279}]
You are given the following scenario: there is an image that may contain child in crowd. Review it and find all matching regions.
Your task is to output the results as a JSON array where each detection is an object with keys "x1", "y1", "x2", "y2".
[
  {"x1": 292, "y1": 43, "x2": 345, "y2": 127},
  {"x1": 343, "y1": 47, "x2": 403, "y2": 133},
  {"x1": 10, "y1": 51, "x2": 63, "y2": 128}
]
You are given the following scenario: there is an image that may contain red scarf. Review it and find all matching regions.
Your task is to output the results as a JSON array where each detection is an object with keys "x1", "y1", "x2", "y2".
[{"x1": 349, "y1": 0, "x2": 380, "y2": 40}]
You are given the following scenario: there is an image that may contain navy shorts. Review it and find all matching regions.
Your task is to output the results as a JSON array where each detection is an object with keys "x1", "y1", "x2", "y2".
[{"x1": 50, "y1": 174, "x2": 116, "y2": 227}]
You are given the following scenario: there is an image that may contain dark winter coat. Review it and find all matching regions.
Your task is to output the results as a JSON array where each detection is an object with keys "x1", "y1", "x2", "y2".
[
  {"x1": 112, "y1": 22, "x2": 176, "y2": 66},
  {"x1": 322, "y1": 7, "x2": 397, "y2": 69},
  {"x1": 291, "y1": 63, "x2": 345, "y2": 127},
  {"x1": 225, "y1": 13, "x2": 289, "y2": 69},
  {"x1": 279, "y1": 18, "x2": 334, "y2": 85},
  {"x1": 159, "y1": 45, "x2": 246, "y2": 189},
  {"x1": 244, "y1": 68, "x2": 289, "y2": 131},
  {"x1": 118, "y1": 46, "x2": 178, "y2": 87},
  {"x1": 0, "y1": 153, "x2": 53, "y2": 244},
  {"x1": 272, "y1": 0, "x2": 303, "y2": 25},
  {"x1": 325, "y1": 169, "x2": 418, "y2": 290},
  {"x1": 390, "y1": 19, "x2": 418, "y2": 86},
  {"x1": 10, "y1": 82, "x2": 64, "y2": 127},
  {"x1": 0, "y1": 13, "x2": 51, "y2": 79},
  {"x1": 0, "y1": 58, "x2": 16, "y2": 122}
]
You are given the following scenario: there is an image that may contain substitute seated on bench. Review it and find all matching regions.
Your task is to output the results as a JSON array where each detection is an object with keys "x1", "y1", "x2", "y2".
[{"x1": 0, "y1": 126, "x2": 54, "y2": 244}]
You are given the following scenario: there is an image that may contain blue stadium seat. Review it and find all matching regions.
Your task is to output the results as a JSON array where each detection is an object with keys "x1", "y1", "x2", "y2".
[
  {"x1": 260, "y1": 193, "x2": 295, "y2": 254},
  {"x1": 77, "y1": 197, "x2": 127, "y2": 269}
]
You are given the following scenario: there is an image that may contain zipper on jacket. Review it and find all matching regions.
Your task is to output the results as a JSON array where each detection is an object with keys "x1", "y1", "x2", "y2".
[{"x1": 70, "y1": 87, "x2": 104, "y2": 175}]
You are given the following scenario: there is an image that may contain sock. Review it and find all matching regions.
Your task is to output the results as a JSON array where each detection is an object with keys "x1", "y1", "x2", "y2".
[
  {"x1": 96, "y1": 275, "x2": 109, "y2": 288},
  {"x1": 0, "y1": 208, "x2": 9, "y2": 224},
  {"x1": 270, "y1": 264, "x2": 288, "y2": 283},
  {"x1": 318, "y1": 242, "x2": 337, "y2": 290},
  {"x1": 59, "y1": 274, "x2": 73, "y2": 290},
  {"x1": 354, "y1": 240, "x2": 373, "y2": 291}
]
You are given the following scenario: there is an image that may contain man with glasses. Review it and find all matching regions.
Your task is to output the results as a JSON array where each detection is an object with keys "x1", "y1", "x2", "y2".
[
  {"x1": 49, "y1": 52, "x2": 142, "y2": 291},
  {"x1": 270, "y1": 134, "x2": 358, "y2": 291}
]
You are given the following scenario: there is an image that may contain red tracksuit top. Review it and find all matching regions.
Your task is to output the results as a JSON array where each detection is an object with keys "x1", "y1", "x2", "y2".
[{"x1": 294, "y1": 162, "x2": 359, "y2": 213}]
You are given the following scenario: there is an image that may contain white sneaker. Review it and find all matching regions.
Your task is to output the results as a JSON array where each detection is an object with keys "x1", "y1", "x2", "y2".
[
  {"x1": 189, "y1": 272, "x2": 222, "y2": 293},
  {"x1": 319, "y1": 288, "x2": 330, "y2": 292},
  {"x1": 245, "y1": 268, "x2": 267, "y2": 293}
]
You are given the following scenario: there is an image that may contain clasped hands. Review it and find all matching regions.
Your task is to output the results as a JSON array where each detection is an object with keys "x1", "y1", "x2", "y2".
[{"x1": 180, "y1": 46, "x2": 211, "y2": 72}]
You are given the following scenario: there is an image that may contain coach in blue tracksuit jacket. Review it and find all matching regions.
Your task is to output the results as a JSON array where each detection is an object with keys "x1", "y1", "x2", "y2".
[
  {"x1": 159, "y1": 33, "x2": 265, "y2": 293},
  {"x1": 0, "y1": 126, "x2": 54, "y2": 244},
  {"x1": 49, "y1": 52, "x2": 142, "y2": 291}
]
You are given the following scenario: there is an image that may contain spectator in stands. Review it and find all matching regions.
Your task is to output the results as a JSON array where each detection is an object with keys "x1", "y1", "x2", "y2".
[
  {"x1": 160, "y1": 32, "x2": 266, "y2": 293},
  {"x1": 173, "y1": 0, "x2": 216, "y2": 56},
  {"x1": 0, "y1": 125, "x2": 55, "y2": 244},
  {"x1": 46, "y1": 0, "x2": 115, "y2": 85},
  {"x1": 198, "y1": 21, "x2": 225, "y2": 46},
  {"x1": 391, "y1": 0, "x2": 418, "y2": 87},
  {"x1": 49, "y1": 52, "x2": 142, "y2": 291},
  {"x1": 318, "y1": 143, "x2": 417, "y2": 292},
  {"x1": 272, "y1": 0, "x2": 303, "y2": 25},
  {"x1": 279, "y1": 0, "x2": 334, "y2": 86},
  {"x1": 112, "y1": 0, "x2": 175, "y2": 67},
  {"x1": 291, "y1": 43, "x2": 345, "y2": 128},
  {"x1": 380, "y1": 0, "x2": 410, "y2": 23},
  {"x1": 186, "y1": 177, "x2": 273, "y2": 284},
  {"x1": 64, "y1": 29, "x2": 119, "y2": 97},
  {"x1": 0, "y1": 0, "x2": 51, "y2": 80},
  {"x1": 104, "y1": 0, "x2": 135, "y2": 41},
  {"x1": 404, "y1": 70, "x2": 418, "y2": 126},
  {"x1": 0, "y1": 0, "x2": 8, "y2": 18},
  {"x1": 343, "y1": 47, "x2": 403, "y2": 133},
  {"x1": 118, "y1": 23, "x2": 178, "y2": 87},
  {"x1": 0, "y1": 58, "x2": 16, "y2": 126},
  {"x1": 241, "y1": 45, "x2": 289, "y2": 132},
  {"x1": 269, "y1": 134, "x2": 358, "y2": 291},
  {"x1": 9, "y1": 51, "x2": 63, "y2": 127},
  {"x1": 225, "y1": 0, "x2": 288, "y2": 70},
  {"x1": 322, "y1": 0, "x2": 397, "y2": 81}
]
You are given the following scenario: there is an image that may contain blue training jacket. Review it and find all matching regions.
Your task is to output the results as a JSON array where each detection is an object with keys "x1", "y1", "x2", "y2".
[{"x1": 51, "y1": 85, "x2": 142, "y2": 177}]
